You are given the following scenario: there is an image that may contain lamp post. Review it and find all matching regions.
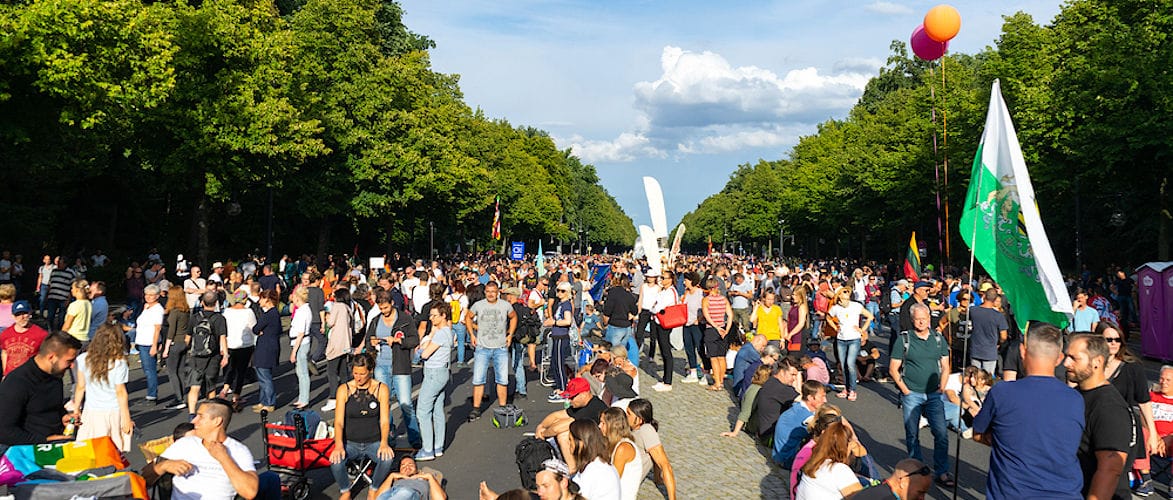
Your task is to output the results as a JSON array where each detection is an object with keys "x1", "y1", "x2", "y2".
[
  {"x1": 429, "y1": 221, "x2": 434, "y2": 259},
  {"x1": 778, "y1": 219, "x2": 787, "y2": 261}
]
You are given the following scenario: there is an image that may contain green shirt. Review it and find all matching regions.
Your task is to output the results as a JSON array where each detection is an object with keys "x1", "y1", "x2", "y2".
[{"x1": 891, "y1": 329, "x2": 949, "y2": 394}]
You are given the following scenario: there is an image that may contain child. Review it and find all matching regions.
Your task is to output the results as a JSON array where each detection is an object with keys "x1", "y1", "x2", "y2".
[{"x1": 581, "y1": 303, "x2": 602, "y2": 339}]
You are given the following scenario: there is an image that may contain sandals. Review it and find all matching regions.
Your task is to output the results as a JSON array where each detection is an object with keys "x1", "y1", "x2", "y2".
[
  {"x1": 935, "y1": 473, "x2": 956, "y2": 488},
  {"x1": 847, "y1": 391, "x2": 858, "y2": 401},
  {"x1": 707, "y1": 385, "x2": 725, "y2": 391}
]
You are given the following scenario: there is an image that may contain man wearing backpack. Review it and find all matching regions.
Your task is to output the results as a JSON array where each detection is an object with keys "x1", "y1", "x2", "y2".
[
  {"x1": 889, "y1": 303, "x2": 954, "y2": 489},
  {"x1": 186, "y1": 292, "x2": 229, "y2": 417}
]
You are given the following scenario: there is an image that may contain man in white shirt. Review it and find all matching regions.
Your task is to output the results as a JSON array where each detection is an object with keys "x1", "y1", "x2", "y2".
[
  {"x1": 207, "y1": 262, "x2": 225, "y2": 284},
  {"x1": 143, "y1": 398, "x2": 258, "y2": 500},
  {"x1": 183, "y1": 266, "x2": 207, "y2": 310},
  {"x1": 729, "y1": 273, "x2": 754, "y2": 332},
  {"x1": 90, "y1": 250, "x2": 109, "y2": 268}
]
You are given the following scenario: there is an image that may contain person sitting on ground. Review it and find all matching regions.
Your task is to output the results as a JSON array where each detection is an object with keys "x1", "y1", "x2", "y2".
[
  {"x1": 855, "y1": 339, "x2": 882, "y2": 383},
  {"x1": 795, "y1": 420, "x2": 866, "y2": 499},
  {"x1": 0, "y1": 331, "x2": 81, "y2": 445},
  {"x1": 600, "y1": 407, "x2": 644, "y2": 500},
  {"x1": 732, "y1": 333, "x2": 767, "y2": 393},
  {"x1": 735, "y1": 343, "x2": 781, "y2": 398},
  {"x1": 479, "y1": 459, "x2": 586, "y2": 500},
  {"x1": 774, "y1": 380, "x2": 828, "y2": 467},
  {"x1": 789, "y1": 405, "x2": 846, "y2": 499},
  {"x1": 801, "y1": 353, "x2": 831, "y2": 389},
  {"x1": 371, "y1": 454, "x2": 446, "y2": 500},
  {"x1": 1148, "y1": 366, "x2": 1173, "y2": 479},
  {"x1": 626, "y1": 399, "x2": 677, "y2": 500},
  {"x1": 536, "y1": 377, "x2": 608, "y2": 439},
  {"x1": 755, "y1": 358, "x2": 802, "y2": 443},
  {"x1": 566, "y1": 420, "x2": 621, "y2": 499},
  {"x1": 851, "y1": 458, "x2": 932, "y2": 500},
  {"x1": 722, "y1": 364, "x2": 773, "y2": 438},
  {"x1": 143, "y1": 398, "x2": 259, "y2": 500},
  {"x1": 329, "y1": 352, "x2": 394, "y2": 500}
]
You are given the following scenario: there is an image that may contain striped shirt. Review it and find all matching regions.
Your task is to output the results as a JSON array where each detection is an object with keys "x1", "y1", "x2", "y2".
[
  {"x1": 706, "y1": 295, "x2": 729, "y2": 329},
  {"x1": 47, "y1": 268, "x2": 76, "y2": 301}
]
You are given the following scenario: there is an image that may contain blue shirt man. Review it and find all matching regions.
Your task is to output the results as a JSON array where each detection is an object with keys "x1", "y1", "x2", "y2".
[
  {"x1": 88, "y1": 288, "x2": 108, "y2": 340},
  {"x1": 772, "y1": 380, "x2": 826, "y2": 467},
  {"x1": 732, "y1": 335, "x2": 765, "y2": 390}
]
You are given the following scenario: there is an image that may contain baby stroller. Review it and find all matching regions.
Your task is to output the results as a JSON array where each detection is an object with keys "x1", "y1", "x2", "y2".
[{"x1": 261, "y1": 409, "x2": 336, "y2": 500}]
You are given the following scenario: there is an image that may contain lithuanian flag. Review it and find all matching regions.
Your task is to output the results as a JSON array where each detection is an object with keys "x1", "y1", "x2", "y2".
[{"x1": 903, "y1": 232, "x2": 921, "y2": 280}]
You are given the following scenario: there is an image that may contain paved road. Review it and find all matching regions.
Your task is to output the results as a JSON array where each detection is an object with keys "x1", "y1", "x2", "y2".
[{"x1": 113, "y1": 325, "x2": 1166, "y2": 499}]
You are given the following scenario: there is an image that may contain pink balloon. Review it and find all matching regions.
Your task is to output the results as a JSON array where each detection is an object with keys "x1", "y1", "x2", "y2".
[{"x1": 910, "y1": 24, "x2": 948, "y2": 61}]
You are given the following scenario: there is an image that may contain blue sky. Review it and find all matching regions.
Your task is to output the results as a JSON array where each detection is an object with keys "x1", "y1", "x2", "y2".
[{"x1": 399, "y1": 0, "x2": 1064, "y2": 233}]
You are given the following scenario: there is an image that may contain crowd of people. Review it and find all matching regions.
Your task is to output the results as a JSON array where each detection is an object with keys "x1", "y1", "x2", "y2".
[{"x1": 0, "y1": 247, "x2": 1158, "y2": 499}]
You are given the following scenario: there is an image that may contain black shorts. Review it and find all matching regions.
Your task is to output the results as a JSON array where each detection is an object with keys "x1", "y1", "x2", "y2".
[
  {"x1": 188, "y1": 355, "x2": 221, "y2": 391},
  {"x1": 703, "y1": 327, "x2": 728, "y2": 357}
]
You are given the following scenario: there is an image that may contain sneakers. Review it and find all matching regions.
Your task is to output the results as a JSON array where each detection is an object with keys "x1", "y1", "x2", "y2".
[
  {"x1": 836, "y1": 391, "x2": 849, "y2": 399},
  {"x1": 547, "y1": 393, "x2": 567, "y2": 404},
  {"x1": 169, "y1": 401, "x2": 188, "y2": 410},
  {"x1": 961, "y1": 428, "x2": 973, "y2": 440},
  {"x1": 434, "y1": 450, "x2": 444, "y2": 458},
  {"x1": 414, "y1": 450, "x2": 436, "y2": 462},
  {"x1": 919, "y1": 416, "x2": 929, "y2": 429},
  {"x1": 651, "y1": 383, "x2": 673, "y2": 392},
  {"x1": 1134, "y1": 479, "x2": 1154, "y2": 497},
  {"x1": 321, "y1": 399, "x2": 336, "y2": 412},
  {"x1": 698, "y1": 376, "x2": 710, "y2": 386},
  {"x1": 681, "y1": 372, "x2": 699, "y2": 383},
  {"x1": 468, "y1": 408, "x2": 482, "y2": 422}
]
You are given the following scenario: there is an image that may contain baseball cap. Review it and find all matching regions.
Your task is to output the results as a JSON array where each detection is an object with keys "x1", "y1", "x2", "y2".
[
  {"x1": 212, "y1": 261, "x2": 224, "y2": 269},
  {"x1": 12, "y1": 300, "x2": 31, "y2": 315},
  {"x1": 501, "y1": 287, "x2": 521, "y2": 296},
  {"x1": 914, "y1": 281, "x2": 933, "y2": 290},
  {"x1": 558, "y1": 377, "x2": 591, "y2": 399},
  {"x1": 978, "y1": 282, "x2": 994, "y2": 292}
]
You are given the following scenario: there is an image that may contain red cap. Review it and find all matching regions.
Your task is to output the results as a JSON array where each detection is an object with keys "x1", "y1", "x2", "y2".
[{"x1": 559, "y1": 378, "x2": 591, "y2": 399}]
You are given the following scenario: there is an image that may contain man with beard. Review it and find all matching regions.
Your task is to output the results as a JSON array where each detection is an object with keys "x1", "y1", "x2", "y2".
[
  {"x1": 0, "y1": 332, "x2": 83, "y2": 444},
  {"x1": 1066, "y1": 333, "x2": 1133, "y2": 500}
]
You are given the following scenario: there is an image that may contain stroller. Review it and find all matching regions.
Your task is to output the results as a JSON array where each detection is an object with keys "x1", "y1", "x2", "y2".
[{"x1": 261, "y1": 409, "x2": 337, "y2": 500}]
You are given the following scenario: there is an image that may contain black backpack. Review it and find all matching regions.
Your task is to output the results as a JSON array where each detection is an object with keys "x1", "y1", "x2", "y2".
[
  {"x1": 515, "y1": 437, "x2": 555, "y2": 490},
  {"x1": 189, "y1": 312, "x2": 217, "y2": 358}
]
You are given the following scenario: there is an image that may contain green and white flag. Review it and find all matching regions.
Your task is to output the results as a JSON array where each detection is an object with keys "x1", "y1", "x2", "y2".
[{"x1": 959, "y1": 79, "x2": 1072, "y2": 330}]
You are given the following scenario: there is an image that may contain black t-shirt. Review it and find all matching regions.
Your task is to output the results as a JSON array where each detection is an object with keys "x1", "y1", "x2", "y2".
[
  {"x1": 601, "y1": 287, "x2": 638, "y2": 328},
  {"x1": 258, "y1": 275, "x2": 280, "y2": 291},
  {"x1": 852, "y1": 484, "x2": 898, "y2": 500},
  {"x1": 755, "y1": 378, "x2": 799, "y2": 438},
  {"x1": 1078, "y1": 385, "x2": 1134, "y2": 500},
  {"x1": 307, "y1": 286, "x2": 325, "y2": 327},
  {"x1": 567, "y1": 397, "x2": 607, "y2": 423},
  {"x1": 1116, "y1": 277, "x2": 1134, "y2": 297},
  {"x1": 1108, "y1": 361, "x2": 1150, "y2": 407}
]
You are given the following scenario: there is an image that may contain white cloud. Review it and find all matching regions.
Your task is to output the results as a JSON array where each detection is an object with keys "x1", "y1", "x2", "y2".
[
  {"x1": 562, "y1": 46, "x2": 874, "y2": 161},
  {"x1": 864, "y1": 1, "x2": 913, "y2": 15}
]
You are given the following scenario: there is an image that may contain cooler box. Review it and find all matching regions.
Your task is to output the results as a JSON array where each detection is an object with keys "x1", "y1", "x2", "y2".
[{"x1": 1138, "y1": 262, "x2": 1173, "y2": 360}]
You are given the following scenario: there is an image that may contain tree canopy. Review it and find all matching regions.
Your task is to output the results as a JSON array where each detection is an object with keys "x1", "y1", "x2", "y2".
[
  {"x1": 680, "y1": 0, "x2": 1171, "y2": 267},
  {"x1": 0, "y1": 0, "x2": 636, "y2": 263}
]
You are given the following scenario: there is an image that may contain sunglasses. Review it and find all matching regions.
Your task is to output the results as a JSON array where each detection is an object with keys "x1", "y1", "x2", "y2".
[
  {"x1": 1104, "y1": 337, "x2": 1122, "y2": 343},
  {"x1": 908, "y1": 465, "x2": 932, "y2": 477}
]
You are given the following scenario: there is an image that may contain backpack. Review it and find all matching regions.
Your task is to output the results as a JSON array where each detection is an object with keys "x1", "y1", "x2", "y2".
[
  {"x1": 879, "y1": 285, "x2": 894, "y2": 316},
  {"x1": 813, "y1": 288, "x2": 830, "y2": 314},
  {"x1": 189, "y1": 312, "x2": 217, "y2": 358},
  {"x1": 350, "y1": 301, "x2": 367, "y2": 350},
  {"x1": 449, "y1": 295, "x2": 462, "y2": 324},
  {"x1": 515, "y1": 437, "x2": 556, "y2": 490},
  {"x1": 283, "y1": 408, "x2": 321, "y2": 438},
  {"x1": 896, "y1": 330, "x2": 946, "y2": 378},
  {"x1": 492, "y1": 404, "x2": 526, "y2": 429}
]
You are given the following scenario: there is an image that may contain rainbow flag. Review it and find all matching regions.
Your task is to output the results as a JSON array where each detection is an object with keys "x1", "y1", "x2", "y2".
[{"x1": 903, "y1": 232, "x2": 921, "y2": 280}]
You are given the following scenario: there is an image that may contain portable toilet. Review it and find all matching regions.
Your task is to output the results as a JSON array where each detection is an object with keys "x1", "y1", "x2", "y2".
[{"x1": 1138, "y1": 262, "x2": 1173, "y2": 360}]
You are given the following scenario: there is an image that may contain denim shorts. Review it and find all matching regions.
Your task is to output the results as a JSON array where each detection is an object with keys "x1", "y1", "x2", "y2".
[{"x1": 472, "y1": 346, "x2": 509, "y2": 386}]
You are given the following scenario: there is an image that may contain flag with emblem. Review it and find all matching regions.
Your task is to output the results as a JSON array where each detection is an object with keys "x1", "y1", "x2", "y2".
[
  {"x1": 491, "y1": 196, "x2": 501, "y2": 240},
  {"x1": 959, "y1": 79, "x2": 1072, "y2": 329}
]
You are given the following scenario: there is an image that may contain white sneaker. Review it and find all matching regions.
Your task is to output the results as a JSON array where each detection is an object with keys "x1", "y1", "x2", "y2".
[
  {"x1": 321, "y1": 399, "x2": 336, "y2": 412},
  {"x1": 919, "y1": 416, "x2": 929, "y2": 429},
  {"x1": 681, "y1": 372, "x2": 698, "y2": 383},
  {"x1": 698, "y1": 375, "x2": 710, "y2": 386},
  {"x1": 652, "y1": 383, "x2": 673, "y2": 392},
  {"x1": 962, "y1": 428, "x2": 973, "y2": 439}
]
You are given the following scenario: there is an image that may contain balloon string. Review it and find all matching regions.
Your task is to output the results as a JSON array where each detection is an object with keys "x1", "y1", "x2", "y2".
[
  {"x1": 941, "y1": 52, "x2": 951, "y2": 264},
  {"x1": 930, "y1": 64, "x2": 944, "y2": 272}
]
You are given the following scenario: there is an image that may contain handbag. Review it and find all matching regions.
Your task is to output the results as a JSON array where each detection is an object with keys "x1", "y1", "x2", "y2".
[{"x1": 655, "y1": 304, "x2": 688, "y2": 329}]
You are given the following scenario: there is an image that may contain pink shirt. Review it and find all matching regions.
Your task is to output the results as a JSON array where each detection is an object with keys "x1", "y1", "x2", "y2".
[{"x1": 806, "y1": 357, "x2": 830, "y2": 384}]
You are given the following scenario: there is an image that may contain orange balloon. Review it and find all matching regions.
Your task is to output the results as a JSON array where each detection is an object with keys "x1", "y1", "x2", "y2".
[{"x1": 924, "y1": 5, "x2": 961, "y2": 42}]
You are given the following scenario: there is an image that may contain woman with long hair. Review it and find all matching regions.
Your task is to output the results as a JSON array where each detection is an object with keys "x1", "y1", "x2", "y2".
[
  {"x1": 625, "y1": 399, "x2": 676, "y2": 500},
  {"x1": 61, "y1": 279, "x2": 92, "y2": 342},
  {"x1": 796, "y1": 421, "x2": 866, "y2": 499},
  {"x1": 162, "y1": 285, "x2": 190, "y2": 409},
  {"x1": 72, "y1": 323, "x2": 133, "y2": 451},
  {"x1": 251, "y1": 289, "x2": 282, "y2": 413},
  {"x1": 701, "y1": 276, "x2": 733, "y2": 390},
  {"x1": 680, "y1": 272, "x2": 706, "y2": 384},
  {"x1": 322, "y1": 288, "x2": 354, "y2": 413},
  {"x1": 289, "y1": 287, "x2": 313, "y2": 409},
  {"x1": 827, "y1": 288, "x2": 872, "y2": 401},
  {"x1": 787, "y1": 287, "x2": 810, "y2": 353},
  {"x1": 600, "y1": 407, "x2": 644, "y2": 500},
  {"x1": 789, "y1": 405, "x2": 846, "y2": 499},
  {"x1": 568, "y1": 420, "x2": 621, "y2": 500},
  {"x1": 1098, "y1": 320, "x2": 1162, "y2": 496},
  {"x1": 722, "y1": 364, "x2": 773, "y2": 438}
]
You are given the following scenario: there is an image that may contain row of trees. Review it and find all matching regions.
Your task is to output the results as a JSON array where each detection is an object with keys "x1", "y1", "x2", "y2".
[
  {"x1": 679, "y1": 0, "x2": 1171, "y2": 268},
  {"x1": 0, "y1": 0, "x2": 636, "y2": 265}
]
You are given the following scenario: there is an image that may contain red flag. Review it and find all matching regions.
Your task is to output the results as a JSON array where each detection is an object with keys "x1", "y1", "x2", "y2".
[{"x1": 491, "y1": 197, "x2": 501, "y2": 240}]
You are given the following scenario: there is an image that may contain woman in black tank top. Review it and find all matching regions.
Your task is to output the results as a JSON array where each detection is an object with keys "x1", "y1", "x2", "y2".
[{"x1": 328, "y1": 353, "x2": 394, "y2": 500}]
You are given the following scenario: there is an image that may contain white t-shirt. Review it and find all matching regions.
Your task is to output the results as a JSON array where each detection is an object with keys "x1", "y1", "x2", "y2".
[
  {"x1": 39, "y1": 264, "x2": 55, "y2": 284},
  {"x1": 289, "y1": 306, "x2": 312, "y2": 347},
  {"x1": 730, "y1": 280, "x2": 754, "y2": 309},
  {"x1": 135, "y1": 303, "x2": 165, "y2": 347},
  {"x1": 222, "y1": 307, "x2": 257, "y2": 349},
  {"x1": 208, "y1": 272, "x2": 223, "y2": 284},
  {"x1": 795, "y1": 459, "x2": 858, "y2": 500},
  {"x1": 91, "y1": 254, "x2": 109, "y2": 267},
  {"x1": 162, "y1": 436, "x2": 256, "y2": 500},
  {"x1": 77, "y1": 353, "x2": 129, "y2": 410},
  {"x1": 572, "y1": 458, "x2": 622, "y2": 500},
  {"x1": 412, "y1": 284, "x2": 431, "y2": 314},
  {"x1": 944, "y1": 372, "x2": 962, "y2": 397},
  {"x1": 401, "y1": 277, "x2": 421, "y2": 301},
  {"x1": 829, "y1": 301, "x2": 866, "y2": 341},
  {"x1": 184, "y1": 278, "x2": 207, "y2": 308},
  {"x1": 639, "y1": 283, "x2": 659, "y2": 310},
  {"x1": 0, "y1": 259, "x2": 12, "y2": 280}
]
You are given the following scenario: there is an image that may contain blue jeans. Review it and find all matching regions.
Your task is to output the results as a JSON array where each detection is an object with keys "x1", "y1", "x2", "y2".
[
  {"x1": 510, "y1": 343, "x2": 528, "y2": 396},
  {"x1": 392, "y1": 374, "x2": 421, "y2": 448},
  {"x1": 295, "y1": 342, "x2": 311, "y2": 405},
  {"x1": 901, "y1": 391, "x2": 950, "y2": 475},
  {"x1": 416, "y1": 367, "x2": 449, "y2": 453},
  {"x1": 625, "y1": 336, "x2": 639, "y2": 367},
  {"x1": 473, "y1": 347, "x2": 509, "y2": 386},
  {"x1": 137, "y1": 344, "x2": 158, "y2": 399},
  {"x1": 329, "y1": 441, "x2": 393, "y2": 495},
  {"x1": 810, "y1": 313, "x2": 823, "y2": 343},
  {"x1": 374, "y1": 364, "x2": 397, "y2": 441},
  {"x1": 379, "y1": 487, "x2": 423, "y2": 500},
  {"x1": 255, "y1": 367, "x2": 276, "y2": 407},
  {"x1": 452, "y1": 323, "x2": 468, "y2": 364},
  {"x1": 682, "y1": 325, "x2": 704, "y2": 371},
  {"x1": 864, "y1": 302, "x2": 881, "y2": 335},
  {"x1": 836, "y1": 338, "x2": 861, "y2": 393},
  {"x1": 941, "y1": 395, "x2": 967, "y2": 432},
  {"x1": 37, "y1": 287, "x2": 50, "y2": 312},
  {"x1": 606, "y1": 325, "x2": 631, "y2": 350}
]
